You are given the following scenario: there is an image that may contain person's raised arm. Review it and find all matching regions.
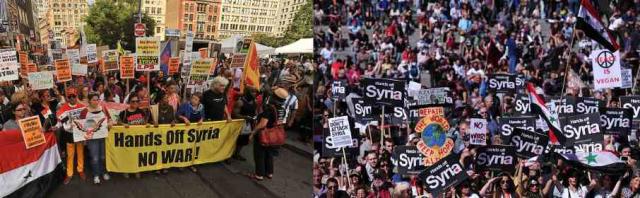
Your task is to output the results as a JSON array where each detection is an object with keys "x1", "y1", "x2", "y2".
[
  {"x1": 480, "y1": 177, "x2": 499, "y2": 198},
  {"x1": 542, "y1": 174, "x2": 557, "y2": 197},
  {"x1": 610, "y1": 172, "x2": 630, "y2": 197}
]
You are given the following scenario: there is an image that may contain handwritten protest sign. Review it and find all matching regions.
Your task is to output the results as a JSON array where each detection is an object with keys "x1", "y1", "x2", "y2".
[
  {"x1": 18, "y1": 116, "x2": 46, "y2": 149},
  {"x1": 28, "y1": 71, "x2": 54, "y2": 90},
  {"x1": 135, "y1": 37, "x2": 160, "y2": 71},
  {"x1": 120, "y1": 56, "x2": 135, "y2": 79},
  {"x1": 168, "y1": 57, "x2": 180, "y2": 75},
  {"x1": 71, "y1": 64, "x2": 87, "y2": 76},
  {"x1": 0, "y1": 50, "x2": 19, "y2": 82},
  {"x1": 86, "y1": 44, "x2": 98, "y2": 63},
  {"x1": 469, "y1": 118, "x2": 487, "y2": 145},
  {"x1": 54, "y1": 59, "x2": 72, "y2": 82},
  {"x1": 103, "y1": 50, "x2": 119, "y2": 71}
]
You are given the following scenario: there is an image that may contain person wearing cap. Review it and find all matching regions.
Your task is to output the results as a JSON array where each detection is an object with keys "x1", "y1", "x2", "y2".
[
  {"x1": 246, "y1": 88, "x2": 288, "y2": 181},
  {"x1": 56, "y1": 87, "x2": 87, "y2": 184},
  {"x1": 202, "y1": 76, "x2": 232, "y2": 122}
]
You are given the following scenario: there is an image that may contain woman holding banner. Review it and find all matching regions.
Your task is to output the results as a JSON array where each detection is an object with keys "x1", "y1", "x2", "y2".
[
  {"x1": 77, "y1": 93, "x2": 112, "y2": 184},
  {"x1": 118, "y1": 95, "x2": 151, "y2": 179},
  {"x1": 177, "y1": 93, "x2": 205, "y2": 173}
]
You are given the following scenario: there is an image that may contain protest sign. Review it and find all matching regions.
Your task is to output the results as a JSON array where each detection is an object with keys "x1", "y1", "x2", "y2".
[
  {"x1": 548, "y1": 96, "x2": 577, "y2": 117},
  {"x1": 415, "y1": 115, "x2": 453, "y2": 166},
  {"x1": 72, "y1": 117, "x2": 109, "y2": 142},
  {"x1": 66, "y1": 49, "x2": 80, "y2": 65},
  {"x1": 621, "y1": 68, "x2": 633, "y2": 88},
  {"x1": 106, "y1": 120, "x2": 243, "y2": 173},
  {"x1": 515, "y1": 74, "x2": 525, "y2": 90},
  {"x1": 239, "y1": 38, "x2": 252, "y2": 53},
  {"x1": 362, "y1": 78, "x2": 405, "y2": 106},
  {"x1": 0, "y1": 50, "x2": 19, "y2": 82},
  {"x1": 181, "y1": 31, "x2": 194, "y2": 78},
  {"x1": 413, "y1": 87, "x2": 453, "y2": 106},
  {"x1": 560, "y1": 113, "x2": 604, "y2": 153},
  {"x1": 514, "y1": 94, "x2": 532, "y2": 115},
  {"x1": 54, "y1": 59, "x2": 71, "y2": 82},
  {"x1": 101, "y1": 102, "x2": 128, "y2": 123},
  {"x1": 27, "y1": 71, "x2": 54, "y2": 90},
  {"x1": 25, "y1": 63, "x2": 37, "y2": 74},
  {"x1": 476, "y1": 145, "x2": 517, "y2": 172},
  {"x1": 351, "y1": 97, "x2": 374, "y2": 123},
  {"x1": 71, "y1": 64, "x2": 87, "y2": 76},
  {"x1": 18, "y1": 51, "x2": 27, "y2": 66},
  {"x1": 392, "y1": 146, "x2": 425, "y2": 175},
  {"x1": 575, "y1": 97, "x2": 603, "y2": 114},
  {"x1": 189, "y1": 59, "x2": 216, "y2": 82},
  {"x1": 328, "y1": 116, "x2": 353, "y2": 148},
  {"x1": 590, "y1": 49, "x2": 622, "y2": 90},
  {"x1": 86, "y1": 44, "x2": 98, "y2": 63},
  {"x1": 120, "y1": 55, "x2": 135, "y2": 79},
  {"x1": 488, "y1": 74, "x2": 516, "y2": 93},
  {"x1": 407, "y1": 81, "x2": 421, "y2": 97},
  {"x1": 230, "y1": 54, "x2": 247, "y2": 68},
  {"x1": 510, "y1": 128, "x2": 549, "y2": 159},
  {"x1": 168, "y1": 57, "x2": 180, "y2": 75},
  {"x1": 418, "y1": 154, "x2": 469, "y2": 196},
  {"x1": 18, "y1": 116, "x2": 46, "y2": 149},
  {"x1": 385, "y1": 106, "x2": 408, "y2": 125},
  {"x1": 600, "y1": 108, "x2": 633, "y2": 136},
  {"x1": 469, "y1": 118, "x2": 487, "y2": 145},
  {"x1": 620, "y1": 96, "x2": 640, "y2": 121},
  {"x1": 322, "y1": 129, "x2": 360, "y2": 157},
  {"x1": 331, "y1": 80, "x2": 347, "y2": 100},
  {"x1": 498, "y1": 116, "x2": 536, "y2": 143},
  {"x1": 417, "y1": 106, "x2": 445, "y2": 118},
  {"x1": 103, "y1": 50, "x2": 119, "y2": 71},
  {"x1": 51, "y1": 49, "x2": 64, "y2": 60},
  {"x1": 135, "y1": 37, "x2": 161, "y2": 71}
]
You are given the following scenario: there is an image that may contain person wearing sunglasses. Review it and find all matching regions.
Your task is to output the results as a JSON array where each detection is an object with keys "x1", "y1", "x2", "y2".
[
  {"x1": 320, "y1": 177, "x2": 349, "y2": 198},
  {"x1": 118, "y1": 95, "x2": 151, "y2": 179},
  {"x1": 2, "y1": 103, "x2": 27, "y2": 130},
  {"x1": 56, "y1": 87, "x2": 87, "y2": 184},
  {"x1": 480, "y1": 173, "x2": 519, "y2": 198}
]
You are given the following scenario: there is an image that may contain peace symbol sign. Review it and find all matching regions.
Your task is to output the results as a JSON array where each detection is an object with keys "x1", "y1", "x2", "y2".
[{"x1": 596, "y1": 51, "x2": 616, "y2": 68}]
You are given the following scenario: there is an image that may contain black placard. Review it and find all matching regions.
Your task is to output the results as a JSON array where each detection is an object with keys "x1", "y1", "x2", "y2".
[
  {"x1": 510, "y1": 128, "x2": 549, "y2": 159},
  {"x1": 488, "y1": 74, "x2": 516, "y2": 93},
  {"x1": 600, "y1": 108, "x2": 633, "y2": 136},
  {"x1": 560, "y1": 113, "x2": 604, "y2": 153},
  {"x1": 498, "y1": 116, "x2": 536, "y2": 143},
  {"x1": 548, "y1": 96, "x2": 577, "y2": 117},
  {"x1": 575, "y1": 97, "x2": 603, "y2": 114},
  {"x1": 392, "y1": 146, "x2": 426, "y2": 175},
  {"x1": 418, "y1": 154, "x2": 469, "y2": 196},
  {"x1": 620, "y1": 96, "x2": 640, "y2": 121},
  {"x1": 331, "y1": 80, "x2": 347, "y2": 100},
  {"x1": 362, "y1": 78, "x2": 405, "y2": 106},
  {"x1": 475, "y1": 145, "x2": 517, "y2": 172},
  {"x1": 514, "y1": 94, "x2": 532, "y2": 115},
  {"x1": 351, "y1": 97, "x2": 374, "y2": 123},
  {"x1": 383, "y1": 106, "x2": 408, "y2": 125}
]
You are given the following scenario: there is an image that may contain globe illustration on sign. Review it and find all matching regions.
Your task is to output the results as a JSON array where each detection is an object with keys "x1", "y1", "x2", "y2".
[{"x1": 421, "y1": 123, "x2": 446, "y2": 147}]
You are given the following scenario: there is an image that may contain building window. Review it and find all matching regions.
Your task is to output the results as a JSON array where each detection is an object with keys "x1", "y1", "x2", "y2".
[
  {"x1": 184, "y1": 14, "x2": 189, "y2": 21},
  {"x1": 197, "y1": 3, "x2": 206, "y2": 13},
  {"x1": 197, "y1": 23, "x2": 204, "y2": 32},
  {"x1": 188, "y1": 24, "x2": 192, "y2": 31}
]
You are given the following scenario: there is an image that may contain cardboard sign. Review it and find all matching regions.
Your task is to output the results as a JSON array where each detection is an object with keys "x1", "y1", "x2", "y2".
[
  {"x1": 331, "y1": 80, "x2": 347, "y2": 100},
  {"x1": 119, "y1": 55, "x2": 135, "y2": 79},
  {"x1": 67, "y1": 49, "x2": 80, "y2": 65},
  {"x1": 0, "y1": 50, "x2": 19, "y2": 82},
  {"x1": 362, "y1": 78, "x2": 405, "y2": 106},
  {"x1": 575, "y1": 97, "x2": 603, "y2": 114},
  {"x1": 560, "y1": 113, "x2": 604, "y2": 153},
  {"x1": 476, "y1": 145, "x2": 517, "y2": 172},
  {"x1": 18, "y1": 116, "x2": 46, "y2": 149},
  {"x1": 71, "y1": 64, "x2": 87, "y2": 76},
  {"x1": 590, "y1": 49, "x2": 622, "y2": 90},
  {"x1": 392, "y1": 146, "x2": 425, "y2": 175},
  {"x1": 414, "y1": 87, "x2": 453, "y2": 106},
  {"x1": 86, "y1": 44, "x2": 98, "y2": 63},
  {"x1": 469, "y1": 118, "x2": 487, "y2": 145},
  {"x1": 600, "y1": 108, "x2": 633, "y2": 136},
  {"x1": 498, "y1": 116, "x2": 536, "y2": 143},
  {"x1": 135, "y1": 37, "x2": 161, "y2": 71},
  {"x1": 351, "y1": 97, "x2": 374, "y2": 123},
  {"x1": 28, "y1": 71, "x2": 54, "y2": 90},
  {"x1": 620, "y1": 96, "x2": 640, "y2": 121},
  {"x1": 54, "y1": 59, "x2": 72, "y2": 82},
  {"x1": 103, "y1": 50, "x2": 119, "y2": 71},
  {"x1": 510, "y1": 128, "x2": 549, "y2": 159},
  {"x1": 230, "y1": 54, "x2": 247, "y2": 68},
  {"x1": 168, "y1": 57, "x2": 180, "y2": 75},
  {"x1": 418, "y1": 154, "x2": 469, "y2": 196},
  {"x1": 488, "y1": 74, "x2": 516, "y2": 93},
  {"x1": 328, "y1": 116, "x2": 353, "y2": 148},
  {"x1": 189, "y1": 58, "x2": 216, "y2": 82}
]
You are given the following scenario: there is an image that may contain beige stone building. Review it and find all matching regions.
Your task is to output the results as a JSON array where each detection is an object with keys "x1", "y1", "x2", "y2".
[
  {"x1": 217, "y1": 0, "x2": 306, "y2": 39},
  {"x1": 141, "y1": 0, "x2": 167, "y2": 40},
  {"x1": 47, "y1": 0, "x2": 88, "y2": 46}
]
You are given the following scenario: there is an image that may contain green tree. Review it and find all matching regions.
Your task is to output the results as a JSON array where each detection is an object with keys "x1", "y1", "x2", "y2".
[
  {"x1": 84, "y1": 0, "x2": 156, "y2": 51},
  {"x1": 253, "y1": 0, "x2": 312, "y2": 47}
]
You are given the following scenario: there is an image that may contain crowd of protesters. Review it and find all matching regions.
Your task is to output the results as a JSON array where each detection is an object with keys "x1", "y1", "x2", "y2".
[
  {"x1": 0, "y1": 53, "x2": 314, "y2": 185},
  {"x1": 313, "y1": 0, "x2": 640, "y2": 197}
]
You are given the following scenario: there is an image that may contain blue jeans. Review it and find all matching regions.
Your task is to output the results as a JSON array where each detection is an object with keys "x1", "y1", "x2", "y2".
[{"x1": 86, "y1": 139, "x2": 106, "y2": 176}]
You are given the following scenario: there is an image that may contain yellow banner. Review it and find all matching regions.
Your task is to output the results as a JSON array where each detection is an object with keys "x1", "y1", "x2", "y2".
[{"x1": 106, "y1": 120, "x2": 244, "y2": 173}]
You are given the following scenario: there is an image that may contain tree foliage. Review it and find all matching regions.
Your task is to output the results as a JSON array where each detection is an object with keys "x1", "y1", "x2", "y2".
[
  {"x1": 253, "y1": 0, "x2": 312, "y2": 47},
  {"x1": 84, "y1": 0, "x2": 156, "y2": 51}
]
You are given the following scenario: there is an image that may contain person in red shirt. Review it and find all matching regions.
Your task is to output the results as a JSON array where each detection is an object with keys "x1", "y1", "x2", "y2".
[
  {"x1": 331, "y1": 59, "x2": 344, "y2": 79},
  {"x1": 56, "y1": 88, "x2": 87, "y2": 184}
]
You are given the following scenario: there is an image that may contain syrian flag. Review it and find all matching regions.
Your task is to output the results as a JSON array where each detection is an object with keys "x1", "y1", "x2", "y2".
[
  {"x1": 576, "y1": 0, "x2": 619, "y2": 51},
  {"x1": 558, "y1": 151, "x2": 627, "y2": 173},
  {"x1": 1, "y1": 130, "x2": 63, "y2": 197},
  {"x1": 526, "y1": 83, "x2": 566, "y2": 144}
]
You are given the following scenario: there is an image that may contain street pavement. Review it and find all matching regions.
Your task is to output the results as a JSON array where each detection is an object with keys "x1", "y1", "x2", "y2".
[{"x1": 50, "y1": 130, "x2": 313, "y2": 198}]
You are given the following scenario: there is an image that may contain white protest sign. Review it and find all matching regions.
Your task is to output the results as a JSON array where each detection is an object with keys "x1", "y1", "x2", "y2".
[
  {"x1": 0, "y1": 50, "x2": 19, "y2": 82},
  {"x1": 86, "y1": 44, "x2": 98, "y2": 63},
  {"x1": 621, "y1": 68, "x2": 632, "y2": 89},
  {"x1": 28, "y1": 71, "x2": 54, "y2": 90},
  {"x1": 590, "y1": 50, "x2": 622, "y2": 90},
  {"x1": 72, "y1": 64, "x2": 87, "y2": 76},
  {"x1": 72, "y1": 118, "x2": 109, "y2": 142},
  {"x1": 408, "y1": 81, "x2": 421, "y2": 97},
  {"x1": 67, "y1": 49, "x2": 80, "y2": 65},
  {"x1": 328, "y1": 116, "x2": 353, "y2": 148},
  {"x1": 469, "y1": 118, "x2": 487, "y2": 145}
]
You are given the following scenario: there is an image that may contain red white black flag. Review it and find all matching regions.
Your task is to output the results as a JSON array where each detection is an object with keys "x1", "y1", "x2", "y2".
[{"x1": 576, "y1": 0, "x2": 619, "y2": 51}]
